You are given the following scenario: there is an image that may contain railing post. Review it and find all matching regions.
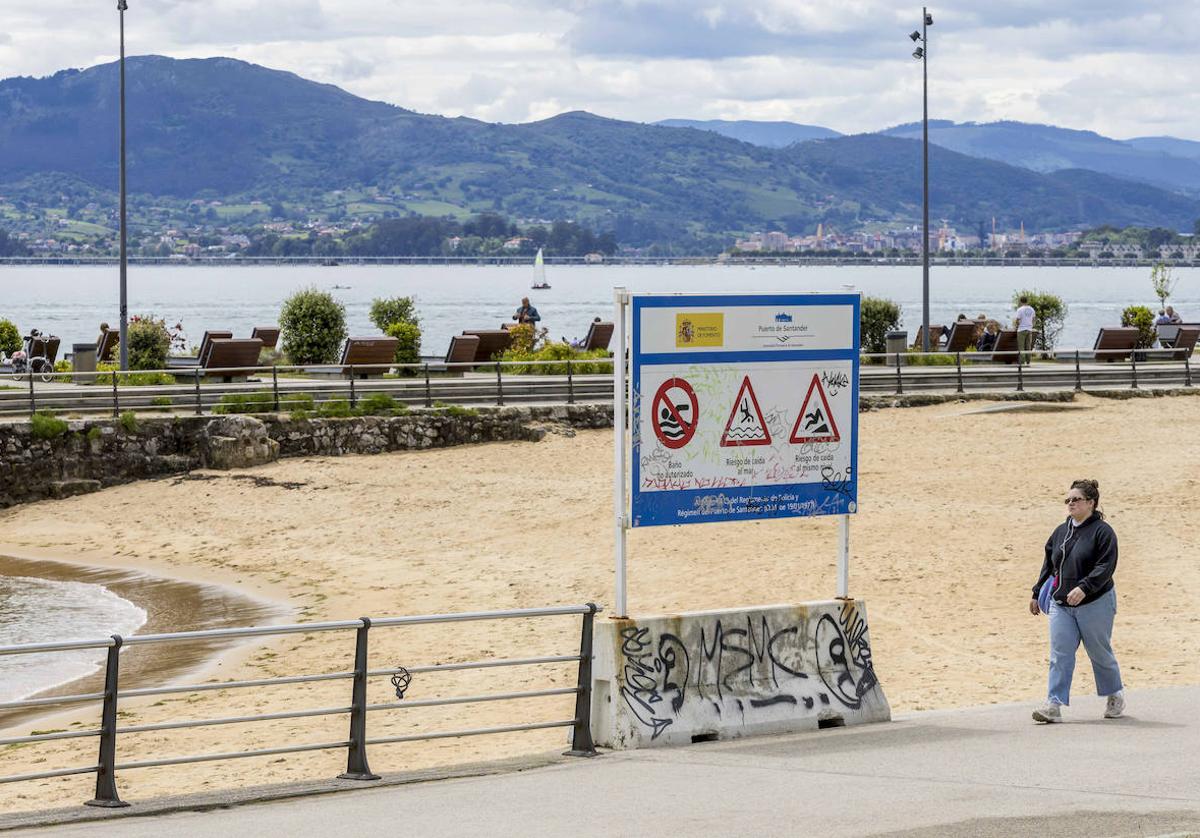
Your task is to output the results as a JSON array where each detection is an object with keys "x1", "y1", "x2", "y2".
[
  {"x1": 1074, "y1": 350, "x2": 1082, "y2": 392},
  {"x1": 339, "y1": 618, "x2": 380, "y2": 781},
  {"x1": 564, "y1": 604, "x2": 598, "y2": 757},
  {"x1": 1186, "y1": 356, "x2": 1193, "y2": 388},
  {"x1": 894, "y1": 351, "x2": 903, "y2": 395},
  {"x1": 424, "y1": 363, "x2": 432, "y2": 408},
  {"x1": 86, "y1": 635, "x2": 129, "y2": 808},
  {"x1": 27, "y1": 372, "x2": 35, "y2": 413},
  {"x1": 112, "y1": 370, "x2": 119, "y2": 418},
  {"x1": 349, "y1": 368, "x2": 357, "y2": 408},
  {"x1": 495, "y1": 361, "x2": 504, "y2": 406},
  {"x1": 1016, "y1": 353, "x2": 1024, "y2": 392},
  {"x1": 567, "y1": 359, "x2": 575, "y2": 405},
  {"x1": 272, "y1": 365, "x2": 280, "y2": 412},
  {"x1": 955, "y1": 352, "x2": 963, "y2": 394},
  {"x1": 1130, "y1": 353, "x2": 1138, "y2": 390},
  {"x1": 194, "y1": 374, "x2": 202, "y2": 415}
]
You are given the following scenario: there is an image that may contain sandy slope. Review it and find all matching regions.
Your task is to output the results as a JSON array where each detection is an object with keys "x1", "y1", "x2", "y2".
[{"x1": 1, "y1": 393, "x2": 1198, "y2": 814}]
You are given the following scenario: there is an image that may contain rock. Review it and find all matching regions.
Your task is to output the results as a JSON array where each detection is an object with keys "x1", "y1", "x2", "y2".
[
  {"x1": 49, "y1": 479, "x2": 102, "y2": 499},
  {"x1": 201, "y1": 416, "x2": 281, "y2": 470}
]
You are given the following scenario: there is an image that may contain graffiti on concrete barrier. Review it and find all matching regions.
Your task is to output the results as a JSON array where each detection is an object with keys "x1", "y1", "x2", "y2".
[
  {"x1": 617, "y1": 604, "x2": 880, "y2": 739},
  {"x1": 815, "y1": 602, "x2": 879, "y2": 710}
]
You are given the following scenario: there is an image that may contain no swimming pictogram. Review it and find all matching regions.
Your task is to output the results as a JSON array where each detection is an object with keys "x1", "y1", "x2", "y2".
[
  {"x1": 720, "y1": 376, "x2": 771, "y2": 446},
  {"x1": 790, "y1": 373, "x2": 840, "y2": 444},
  {"x1": 651, "y1": 378, "x2": 698, "y2": 449}
]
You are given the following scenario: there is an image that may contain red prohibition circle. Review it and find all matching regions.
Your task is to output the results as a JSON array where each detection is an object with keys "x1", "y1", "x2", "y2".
[{"x1": 651, "y1": 378, "x2": 698, "y2": 449}]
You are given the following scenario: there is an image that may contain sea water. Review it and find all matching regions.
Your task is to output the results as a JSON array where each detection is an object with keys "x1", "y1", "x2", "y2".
[
  {"x1": 0, "y1": 575, "x2": 147, "y2": 703},
  {"x1": 0, "y1": 263, "x2": 1196, "y2": 357}
]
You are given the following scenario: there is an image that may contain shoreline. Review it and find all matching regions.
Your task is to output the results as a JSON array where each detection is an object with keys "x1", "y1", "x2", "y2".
[{"x1": 0, "y1": 552, "x2": 290, "y2": 731}]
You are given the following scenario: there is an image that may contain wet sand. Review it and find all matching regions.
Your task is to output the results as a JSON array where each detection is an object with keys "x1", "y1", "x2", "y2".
[{"x1": 1, "y1": 393, "x2": 1199, "y2": 816}]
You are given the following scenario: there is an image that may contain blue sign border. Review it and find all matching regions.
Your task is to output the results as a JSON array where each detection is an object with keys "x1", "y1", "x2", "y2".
[{"x1": 630, "y1": 293, "x2": 860, "y2": 528}]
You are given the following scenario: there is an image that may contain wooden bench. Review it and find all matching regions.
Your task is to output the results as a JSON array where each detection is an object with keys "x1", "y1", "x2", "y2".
[
  {"x1": 172, "y1": 338, "x2": 263, "y2": 382},
  {"x1": 251, "y1": 326, "x2": 280, "y2": 350},
  {"x1": 582, "y1": 321, "x2": 615, "y2": 353},
  {"x1": 992, "y1": 330, "x2": 1019, "y2": 364},
  {"x1": 910, "y1": 324, "x2": 945, "y2": 350},
  {"x1": 96, "y1": 330, "x2": 118, "y2": 362},
  {"x1": 340, "y1": 336, "x2": 399, "y2": 378},
  {"x1": 1093, "y1": 327, "x2": 1139, "y2": 363},
  {"x1": 461, "y1": 329, "x2": 513, "y2": 363},
  {"x1": 943, "y1": 321, "x2": 978, "y2": 354}
]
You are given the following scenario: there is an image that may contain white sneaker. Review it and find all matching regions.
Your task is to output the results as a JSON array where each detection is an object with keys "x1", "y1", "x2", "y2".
[
  {"x1": 1032, "y1": 702, "x2": 1062, "y2": 723},
  {"x1": 1104, "y1": 691, "x2": 1126, "y2": 719}
]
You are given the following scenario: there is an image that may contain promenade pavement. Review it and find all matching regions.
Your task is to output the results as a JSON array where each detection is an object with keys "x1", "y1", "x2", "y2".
[{"x1": 10, "y1": 686, "x2": 1200, "y2": 837}]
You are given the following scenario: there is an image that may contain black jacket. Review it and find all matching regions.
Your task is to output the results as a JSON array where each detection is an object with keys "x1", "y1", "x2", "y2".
[{"x1": 1032, "y1": 513, "x2": 1118, "y2": 606}]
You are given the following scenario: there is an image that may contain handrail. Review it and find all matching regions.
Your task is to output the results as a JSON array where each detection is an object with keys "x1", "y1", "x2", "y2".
[{"x1": 0, "y1": 603, "x2": 602, "y2": 806}]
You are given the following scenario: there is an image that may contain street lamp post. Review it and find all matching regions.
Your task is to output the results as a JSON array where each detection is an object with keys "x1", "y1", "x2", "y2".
[
  {"x1": 117, "y1": 0, "x2": 129, "y2": 370},
  {"x1": 910, "y1": 9, "x2": 933, "y2": 351}
]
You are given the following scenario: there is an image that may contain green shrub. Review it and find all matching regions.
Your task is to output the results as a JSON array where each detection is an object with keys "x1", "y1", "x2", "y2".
[
  {"x1": 119, "y1": 411, "x2": 138, "y2": 433},
  {"x1": 1012, "y1": 290, "x2": 1068, "y2": 351},
  {"x1": 150, "y1": 395, "x2": 173, "y2": 407},
  {"x1": 214, "y1": 390, "x2": 314, "y2": 414},
  {"x1": 1120, "y1": 305, "x2": 1156, "y2": 349},
  {"x1": 126, "y1": 315, "x2": 172, "y2": 371},
  {"x1": 54, "y1": 360, "x2": 72, "y2": 372},
  {"x1": 369, "y1": 297, "x2": 420, "y2": 331},
  {"x1": 86, "y1": 426, "x2": 102, "y2": 442},
  {"x1": 384, "y1": 322, "x2": 422, "y2": 369},
  {"x1": 0, "y1": 319, "x2": 21, "y2": 355},
  {"x1": 30, "y1": 410, "x2": 68, "y2": 440},
  {"x1": 356, "y1": 392, "x2": 408, "y2": 416},
  {"x1": 317, "y1": 398, "x2": 354, "y2": 418},
  {"x1": 499, "y1": 341, "x2": 613, "y2": 375},
  {"x1": 279, "y1": 288, "x2": 347, "y2": 364},
  {"x1": 860, "y1": 297, "x2": 902, "y2": 354}
]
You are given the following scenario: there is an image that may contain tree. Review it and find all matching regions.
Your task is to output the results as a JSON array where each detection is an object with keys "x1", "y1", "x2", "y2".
[
  {"x1": 1150, "y1": 262, "x2": 1178, "y2": 309},
  {"x1": 279, "y1": 288, "x2": 347, "y2": 364},
  {"x1": 1012, "y1": 290, "x2": 1067, "y2": 351},
  {"x1": 1121, "y1": 305, "x2": 1156, "y2": 349},
  {"x1": 369, "y1": 297, "x2": 420, "y2": 332},
  {"x1": 0, "y1": 228, "x2": 29, "y2": 257},
  {"x1": 859, "y1": 296, "x2": 902, "y2": 354}
]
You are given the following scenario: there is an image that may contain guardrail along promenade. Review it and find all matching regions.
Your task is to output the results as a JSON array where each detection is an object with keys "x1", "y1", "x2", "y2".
[
  {"x1": 0, "y1": 348, "x2": 1192, "y2": 420},
  {"x1": 0, "y1": 604, "x2": 600, "y2": 808}
]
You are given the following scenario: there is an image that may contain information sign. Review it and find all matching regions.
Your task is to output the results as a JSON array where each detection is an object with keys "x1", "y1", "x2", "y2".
[{"x1": 629, "y1": 293, "x2": 860, "y2": 528}]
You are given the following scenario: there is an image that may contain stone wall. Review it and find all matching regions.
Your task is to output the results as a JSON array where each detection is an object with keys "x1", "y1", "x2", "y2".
[{"x1": 0, "y1": 405, "x2": 612, "y2": 508}]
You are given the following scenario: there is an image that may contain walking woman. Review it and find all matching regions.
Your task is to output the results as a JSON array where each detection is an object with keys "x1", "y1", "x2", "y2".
[{"x1": 1029, "y1": 479, "x2": 1125, "y2": 722}]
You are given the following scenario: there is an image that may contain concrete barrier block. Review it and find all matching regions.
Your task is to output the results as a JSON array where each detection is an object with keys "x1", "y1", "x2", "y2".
[{"x1": 592, "y1": 601, "x2": 890, "y2": 749}]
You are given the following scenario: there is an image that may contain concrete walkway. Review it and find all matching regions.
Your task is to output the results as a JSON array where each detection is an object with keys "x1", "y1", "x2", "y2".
[{"x1": 9, "y1": 687, "x2": 1200, "y2": 837}]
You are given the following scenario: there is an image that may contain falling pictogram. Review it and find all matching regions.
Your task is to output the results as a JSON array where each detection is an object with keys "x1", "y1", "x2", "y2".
[
  {"x1": 790, "y1": 374, "x2": 840, "y2": 444},
  {"x1": 720, "y1": 376, "x2": 771, "y2": 446}
]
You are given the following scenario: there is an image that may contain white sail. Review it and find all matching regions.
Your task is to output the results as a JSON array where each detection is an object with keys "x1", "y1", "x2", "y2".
[{"x1": 532, "y1": 248, "x2": 548, "y2": 288}]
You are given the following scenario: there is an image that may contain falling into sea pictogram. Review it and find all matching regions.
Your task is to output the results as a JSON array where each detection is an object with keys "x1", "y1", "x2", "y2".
[
  {"x1": 790, "y1": 373, "x2": 840, "y2": 444},
  {"x1": 720, "y1": 376, "x2": 771, "y2": 446}
]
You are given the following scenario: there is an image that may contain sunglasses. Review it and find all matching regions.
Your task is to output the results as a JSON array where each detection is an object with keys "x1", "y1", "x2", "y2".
[{"x1": 1064, "y1": 496, "x2": 1088, "y2": 505}]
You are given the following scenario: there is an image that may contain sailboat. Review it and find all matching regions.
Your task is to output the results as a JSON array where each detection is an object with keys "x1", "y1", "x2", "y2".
[{"x1": 530, "y1": 248, "x2": 551, "y2": 289}]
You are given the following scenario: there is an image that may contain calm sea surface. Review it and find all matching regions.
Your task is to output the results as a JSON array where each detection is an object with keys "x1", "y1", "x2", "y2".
[
  {"x1": 0, "y1": 575, "x2": 146, "y2": 702},
  {"x1": 0, "y1": 263, "x2": 1197, "y2": 355}
]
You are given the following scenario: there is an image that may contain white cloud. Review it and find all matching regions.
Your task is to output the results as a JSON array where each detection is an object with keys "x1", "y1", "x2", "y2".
[{"x1": 1, "y1": 0, "x2": 1198, "y2": 139}]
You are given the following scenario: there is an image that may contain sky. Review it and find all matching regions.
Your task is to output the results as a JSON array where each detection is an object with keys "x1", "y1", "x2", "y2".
[{"x1": 3, "y1": 1, "x2": 1199, "y2": 139}]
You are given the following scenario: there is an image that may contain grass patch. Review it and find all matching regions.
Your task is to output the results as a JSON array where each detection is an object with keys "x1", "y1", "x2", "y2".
[
  {"x1": 214, "y1": 390, "x2": 315, "y2": 415},
  {"x1": 432, "y1": 401, "x2": 479, "y2": 418},
  {"x1": 118, "y1": 411, "x2": 138, "y2": 432},
  {"x1": 30, "y1": 410, "x2": 68, "y2": 440}
]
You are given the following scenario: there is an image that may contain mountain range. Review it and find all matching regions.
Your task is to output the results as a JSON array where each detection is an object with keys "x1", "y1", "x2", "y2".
[{"x1": 1, "y1": 56, "x2": 1199, "y2": 248}]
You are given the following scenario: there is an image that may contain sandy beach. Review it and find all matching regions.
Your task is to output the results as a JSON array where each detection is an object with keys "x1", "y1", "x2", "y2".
[{"x1": 2, "y1": 392, "x2": 1199, "y2": 815}]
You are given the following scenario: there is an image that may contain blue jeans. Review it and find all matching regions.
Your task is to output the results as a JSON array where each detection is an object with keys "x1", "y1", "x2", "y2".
[{"x1": 1047, "y1": 588, "x2": 1123, "y2": 705}]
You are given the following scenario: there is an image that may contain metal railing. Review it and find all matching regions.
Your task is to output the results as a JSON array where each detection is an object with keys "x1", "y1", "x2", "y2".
[
  {"x1": 0, "y1": 603, "x2": 600, "y2": 808},
  {"x1": 860, "y1": 346, "x2": 1194, "y2": 396},
  {"x1": 0, "y1": 358, "x2": 613, "y2": 419},
  {"x1": 1, "y1": 346, "x2": 1195, "y2": 420}
]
